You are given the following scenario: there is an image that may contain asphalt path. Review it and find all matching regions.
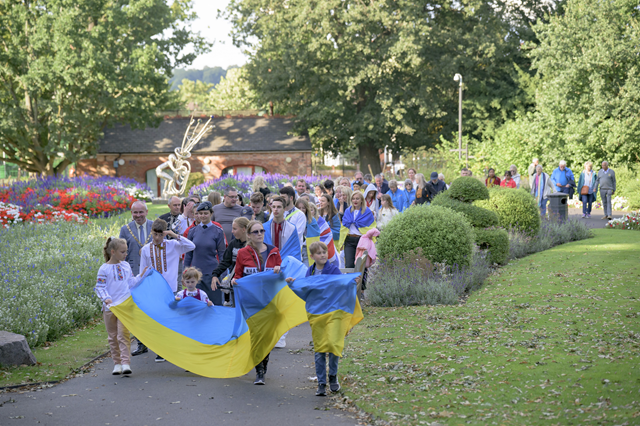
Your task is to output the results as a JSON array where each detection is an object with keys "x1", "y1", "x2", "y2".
[
  {"x1": 1, "y1": 323, "x2": 358, "y2": 426},
  {"x1": 568, "y1": 207, "x2": 624, "y2": 228}
]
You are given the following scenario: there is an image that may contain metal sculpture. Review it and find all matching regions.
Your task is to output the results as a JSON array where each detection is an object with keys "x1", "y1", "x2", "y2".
[{"x1": 156, "y1": 116, "x2": 213, "y2": 198}]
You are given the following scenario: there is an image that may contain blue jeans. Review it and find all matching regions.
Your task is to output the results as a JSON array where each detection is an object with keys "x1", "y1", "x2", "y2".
[
  {"x1": 315, "y1": 352, "x2": 339, "y2": 385},
  {"x1": 539, "y1": 198, "x2": 549, "y2": 217},
  {"x1": 581, "y1": 194, "x2": 593, "y2": 215}
]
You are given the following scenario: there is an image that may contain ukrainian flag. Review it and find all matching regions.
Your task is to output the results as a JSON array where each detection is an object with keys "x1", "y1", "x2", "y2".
[
  {"x1": 264, "y1": 218, "x2": 302, "y2": 261},
  {"x1": 109, "y1": 263, "x2": 308, "y2": 378},
  {"x1": 304, "y1": 218, "x2": 321, "y2": 265},
  {"x1": 288, "y1": 270, "x2": 363, "y2": 357},
  {"x1": 338, "y1": 207, "x2": 377, "y2": 250}
]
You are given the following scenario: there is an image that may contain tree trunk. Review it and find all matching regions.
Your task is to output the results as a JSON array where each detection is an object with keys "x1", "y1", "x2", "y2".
[{"x1": 358, "y1": 141, "x2": 382, "y2": 176}]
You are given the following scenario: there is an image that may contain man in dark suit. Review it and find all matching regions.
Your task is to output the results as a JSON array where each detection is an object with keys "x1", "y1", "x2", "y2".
[
  {"x1": 119, "y1": 200, "x2": 153, "y2": 356},
  {"x1": 374, "y1": 174, "x2": 390, "y2": 202},
  {"x1": 159, "y1": 196, "x2": 183, "y2": 236}
]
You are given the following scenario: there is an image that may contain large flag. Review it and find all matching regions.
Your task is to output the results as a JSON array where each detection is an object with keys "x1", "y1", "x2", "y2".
[
  {"x1": 338, "y1": 207, "x2": 377, "y2": 250},
  {"x1": 264, "y1": 219, "x2": 302, "y2": 261},
  {"x1": 110, "y1": 259, "x2": 308, "y2": 378},
  {"x1": 304, "y1": 218, "x2": 321, "y2": 265},
  {"x1": 287, "y1": 260, "x2": 363, "y2": 357},
  {"x1": 317, "y1": 216, "x2": 338, "y2": 266}
]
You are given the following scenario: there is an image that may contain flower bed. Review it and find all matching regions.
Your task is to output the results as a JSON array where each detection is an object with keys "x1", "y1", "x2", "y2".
[
  {"x1": 606, "y1": 211, "x2": 640, "y2": 230},
  {"x1": 190, "y1": 173, "x2": 331, "y2": 201},
  {"x1": 0, "y1": 216, "x2": 127, "y2": 346},
  {"x1": 0, "y1": 176, "x2": 152, "y2": 225},
  {"x1": 568, "y1": 195, "x2": 629, "y2": 211}
]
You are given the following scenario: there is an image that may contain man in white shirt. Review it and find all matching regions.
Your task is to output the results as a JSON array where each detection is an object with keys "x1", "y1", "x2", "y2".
[{"x1": 278, "y1": 186, "x2": 306, "y2": 249}]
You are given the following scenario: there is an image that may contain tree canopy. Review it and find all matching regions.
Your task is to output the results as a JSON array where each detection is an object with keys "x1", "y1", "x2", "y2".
[
  {"x1": 225, "y1": 0, "x2": 547, "y2": 173},
  {"x1": 0, "y1": 0, "x2": 208, "y2": 175}
]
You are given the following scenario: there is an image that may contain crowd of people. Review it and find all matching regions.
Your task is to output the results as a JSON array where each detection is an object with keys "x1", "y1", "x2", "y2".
[{"x1": 94, "y1": 159, "x2": 617, "y2": 394}]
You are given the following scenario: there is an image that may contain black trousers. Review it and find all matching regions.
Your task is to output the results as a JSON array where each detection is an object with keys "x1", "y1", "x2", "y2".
[
  {"x1": 344, "y1": 235, "x2": 361, "y2": 268},
  {"x1": 255, "y1": 352, "x2": 270, "y2": 373}
]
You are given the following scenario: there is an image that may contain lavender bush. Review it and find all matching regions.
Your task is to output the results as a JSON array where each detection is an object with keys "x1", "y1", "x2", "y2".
[
  {"x1": 190, "y1": 172, "x2": 331, "y2": 202},
  {"x1": 367, "y1": 250, "x2": 491, "y2": 307},
  {"x1": 508, "y1": 217, "x2": 592, "y2": 260}
]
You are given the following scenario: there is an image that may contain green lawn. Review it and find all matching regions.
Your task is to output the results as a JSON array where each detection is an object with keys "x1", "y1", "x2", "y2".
[
  {"x1": 0, "y1": 321, "x2": 108, "y2": 388},
  {"x1": 341, "y1": 229, "x2": 640, "y2": 425}
]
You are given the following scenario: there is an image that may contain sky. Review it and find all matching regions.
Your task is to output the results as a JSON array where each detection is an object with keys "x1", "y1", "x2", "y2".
[{"x1": 187, "y1": 0, "x2": 249, "y2": 70}]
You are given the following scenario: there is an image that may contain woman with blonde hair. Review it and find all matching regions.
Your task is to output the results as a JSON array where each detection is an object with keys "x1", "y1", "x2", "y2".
[
  {"x1": 413, "y1": 173, "x2": 429, "y2": 205},
  {"x1": 334, "y1": 185, "x2": 352, "y2": 220},
  {"x1": 251, "y1": 175, "x2": 271, "y2": 205},
  {"x1": 342, "y1": 191, "x2": 375, "y2": 269},
  {"x1": 577, "y1": 161, "x2": 598, "y2": 218}
]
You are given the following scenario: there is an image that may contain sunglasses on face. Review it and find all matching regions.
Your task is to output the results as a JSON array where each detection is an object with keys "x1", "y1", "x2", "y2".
[{"x1": 250, "y1": 229, "x2": 265, "y2": 235}]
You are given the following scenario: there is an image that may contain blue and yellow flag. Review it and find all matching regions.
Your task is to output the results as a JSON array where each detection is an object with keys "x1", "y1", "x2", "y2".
[
  {"x1": 110, "y1": 262, "x2": 308, "y2": 378},
  {"x1": 304, "y1": 218, "x2": 321, "y2": 265},
  {"x1": 264, "y1": 219, "x2": 302, "y2": 261},
  {"x1": 338, "y1": 207, "x2": 377, "y2": 250},
  {"x1": 288, "y1": 268, "x2": 363, "y2": 357}
]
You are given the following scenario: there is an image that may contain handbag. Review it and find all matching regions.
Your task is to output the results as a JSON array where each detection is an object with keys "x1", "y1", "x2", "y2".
[{"x1": 581, "y1": 185, "x2": 589, "y2": 195}]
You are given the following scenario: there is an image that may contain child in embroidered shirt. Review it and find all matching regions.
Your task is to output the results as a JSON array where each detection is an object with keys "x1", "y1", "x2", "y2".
[
  {"x1": 175, "y1": 267, "x2": 213, "y2": 306},
  {"x1": 95, "y1": 237, "x2": 148, "y2": 376},
  {"x1": 285, "y1": 241, "x2": 361, "y2": 397}
]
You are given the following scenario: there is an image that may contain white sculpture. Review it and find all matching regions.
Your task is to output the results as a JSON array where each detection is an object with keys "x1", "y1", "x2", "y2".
[{"x1": 156, "y1": 116, "x2": 213, "y2": 198}]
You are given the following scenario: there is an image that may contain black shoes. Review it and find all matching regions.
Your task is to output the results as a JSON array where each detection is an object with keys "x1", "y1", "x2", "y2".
[
  {"x1": 329, "y1": 375, "x2": 341, "y2": 392},
  {"x1": 155, "y1": 355, "x2": 165, "y2": 363},
  {"x1": 316, "y1": 384, "x2": 326, "y2": 396},
  {"x1": 131, "y1": 343, "x2": 148, "y2": 356}
]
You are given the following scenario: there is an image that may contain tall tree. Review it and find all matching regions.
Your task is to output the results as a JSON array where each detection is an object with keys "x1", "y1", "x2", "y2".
[
  {"x1": 207, "y1": 67, "x2": 259, "y2": 110},
  {"x1": 224, "y1": 0, "x2": 543, "y2": 173},
  {"x1": 0, "y1": 0, "x2": 209, "y2": 175}
]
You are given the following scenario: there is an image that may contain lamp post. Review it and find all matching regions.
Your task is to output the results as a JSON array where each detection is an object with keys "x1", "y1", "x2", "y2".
[{"x1": 453, "y1": 73, "x2": 463, "y2": 161}]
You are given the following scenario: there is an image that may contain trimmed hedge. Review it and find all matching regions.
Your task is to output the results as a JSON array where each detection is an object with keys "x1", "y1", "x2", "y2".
[
  {"x1": 474, "y1": 228, "x2": 509, "y2": 265},
  {"x1": 447, "y1": 177, "x2": 490, "y2": 202},
  {"x1": 432, "y1": 192, "x2": 500, "y2": 228},
  {"x1": 476, "y1": 187, "x2": 541, "y2": 236},
  {"x1": 377, "y1": 205, "x2": 475, "y2": 267}
]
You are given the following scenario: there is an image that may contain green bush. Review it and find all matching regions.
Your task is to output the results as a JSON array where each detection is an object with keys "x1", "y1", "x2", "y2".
[
  {"x1": 475, "y1": 228, "x2": 509, "y2": 265},
  {"x1": 184, "y1": 172, "x2": 205, "y2": 197},
  {"x1": 432, "y1": 192, "x2": 500, "y2": 228},
  {"x1": 621, "y1": 180, "x2": 640, "y2": 210},
  {"x1": 476, "y1": 187, "x2": 541, "y2": 236},
  {"x1": 447, "y1": 176, "x2": 490, "y2": 202},
  {"x1": 377, "y1": 205, "x2": 475, "y2": 267}
]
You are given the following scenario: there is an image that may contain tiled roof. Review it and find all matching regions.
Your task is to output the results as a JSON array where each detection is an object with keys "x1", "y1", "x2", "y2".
[{"x1": 98, "y1": 117, "x2": 311, "y2": 154}]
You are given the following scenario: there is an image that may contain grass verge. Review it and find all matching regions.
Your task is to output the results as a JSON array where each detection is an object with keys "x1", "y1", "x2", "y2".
[
  {"x1": 341, "y1": 229, "x2": 640, "y2": 425},
  {"x1": 0, "y1": 320, "x2": 108, "y2": 388}
]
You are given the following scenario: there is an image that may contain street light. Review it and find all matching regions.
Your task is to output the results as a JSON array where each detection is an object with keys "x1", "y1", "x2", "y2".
[{"x1": 453, "y1": 73, "x2": 463, "y2": 161}]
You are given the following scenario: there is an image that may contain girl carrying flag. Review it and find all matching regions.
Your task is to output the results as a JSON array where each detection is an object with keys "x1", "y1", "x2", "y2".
[{"x1": 339, "y1": 191, "x2": 376, "y2": 269}]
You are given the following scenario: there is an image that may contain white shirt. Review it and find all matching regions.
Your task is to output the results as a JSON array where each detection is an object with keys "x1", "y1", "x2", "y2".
[
  {"x1": 95, "y1": 262, "x2": 143, "y2": 311},
  {"x1": 377, "y1": 207, "x2": 399, "y2": 230},
  {"x1": 284, "y1": 208, "x2": 306, "y2": 249},
  {"x1": 140, "y1": 238, "x2": 196, "y2": 292},
  {"x1": 349, "y1": 210, "x2": 362, "y2": 236},
  {"x1": 176, "y1": 214, "x2": 194, "y2": 235}
]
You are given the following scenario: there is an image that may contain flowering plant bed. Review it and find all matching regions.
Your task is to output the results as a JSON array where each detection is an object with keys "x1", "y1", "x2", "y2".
[
  {"x1": 567, "y1": 195, "x2": 629, "y2": 211},
  {"x1": 190, "y1": 172, "x2": 331, "y2": 201},
  {"x1": 0, "y1": 176, "x2": 152, "y2": 225},
  {"x1": 606, "y1": 211, "x2": 640, "y2": 230}
]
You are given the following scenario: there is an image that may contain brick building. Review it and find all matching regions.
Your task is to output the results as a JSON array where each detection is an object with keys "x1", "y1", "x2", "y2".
[{"x1": 76, "y1": 116, "x2": 312, "y2": 197}]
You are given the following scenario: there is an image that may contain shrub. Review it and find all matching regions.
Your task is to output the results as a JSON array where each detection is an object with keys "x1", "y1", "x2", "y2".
[
  {"x1": 622, "y1": 181, "x2": 640, "y2": 210},
  {"x1": 508, "y1": 217, "x2": 592, "y2": 260},
  {"x1": 377, "y1": 205, "x2": 475, "y2": 267},
  {"x1": 432, "y1": 192, "x2": 500, "y2": 228},
  {"x1": 476, "y1": 187, "x2": 541, "y2": 236},
  {"x1": 474, "y1": 228, "x2": 509, "y2": 265},
  {"x1": 447, "y1": 176, "x2": 489, "y2": 202}
]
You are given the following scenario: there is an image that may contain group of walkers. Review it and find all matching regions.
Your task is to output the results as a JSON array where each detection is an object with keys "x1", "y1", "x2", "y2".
[{"x1": 527, "y1": 158, "x2": 617, "y2": 219}]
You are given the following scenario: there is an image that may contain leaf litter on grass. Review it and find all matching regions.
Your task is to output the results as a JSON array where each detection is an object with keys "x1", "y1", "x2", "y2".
[{"x1": 341, "y1": 229, "x2": 640, "y2": 425}]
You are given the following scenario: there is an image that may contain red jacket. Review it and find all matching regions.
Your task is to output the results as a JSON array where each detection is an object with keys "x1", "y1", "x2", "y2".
[
  {"x1": 500, "y1": 179, "x2": 517, "y2": 188},
  {"x1": 234, "y1": 244, "x2": 281, "y2": 279}
]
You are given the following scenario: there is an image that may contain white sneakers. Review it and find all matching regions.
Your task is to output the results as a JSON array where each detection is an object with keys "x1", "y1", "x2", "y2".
[
  {"x1": 275, "y1": 332, "x2": 288, "y2": 348},
  {"x1": 121, "y1": 364, "x2": 132, "y2": 375},
  {"x1": 112, "y1": 364, "x2": 122, "y2": 375}
]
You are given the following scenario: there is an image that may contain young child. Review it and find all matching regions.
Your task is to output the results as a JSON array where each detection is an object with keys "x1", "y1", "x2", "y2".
[
  {"x1": 286, "y1": 241, "x2": 361, "y2": 396},
  {"x1": 175, "y1": 267, "x2": 213, "y2": 306},
  {"x1": 95, "y1": 237, "x2": 148, "y2": 376}
]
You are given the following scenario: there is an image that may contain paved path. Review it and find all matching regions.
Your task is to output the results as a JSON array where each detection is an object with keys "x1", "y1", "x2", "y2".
[
  {"x1": 1, "y1": 324, "x2": 358, "y2": 426},
  {"x1": 568, "y1": 207, "x2": 625, "y2": 228}
]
